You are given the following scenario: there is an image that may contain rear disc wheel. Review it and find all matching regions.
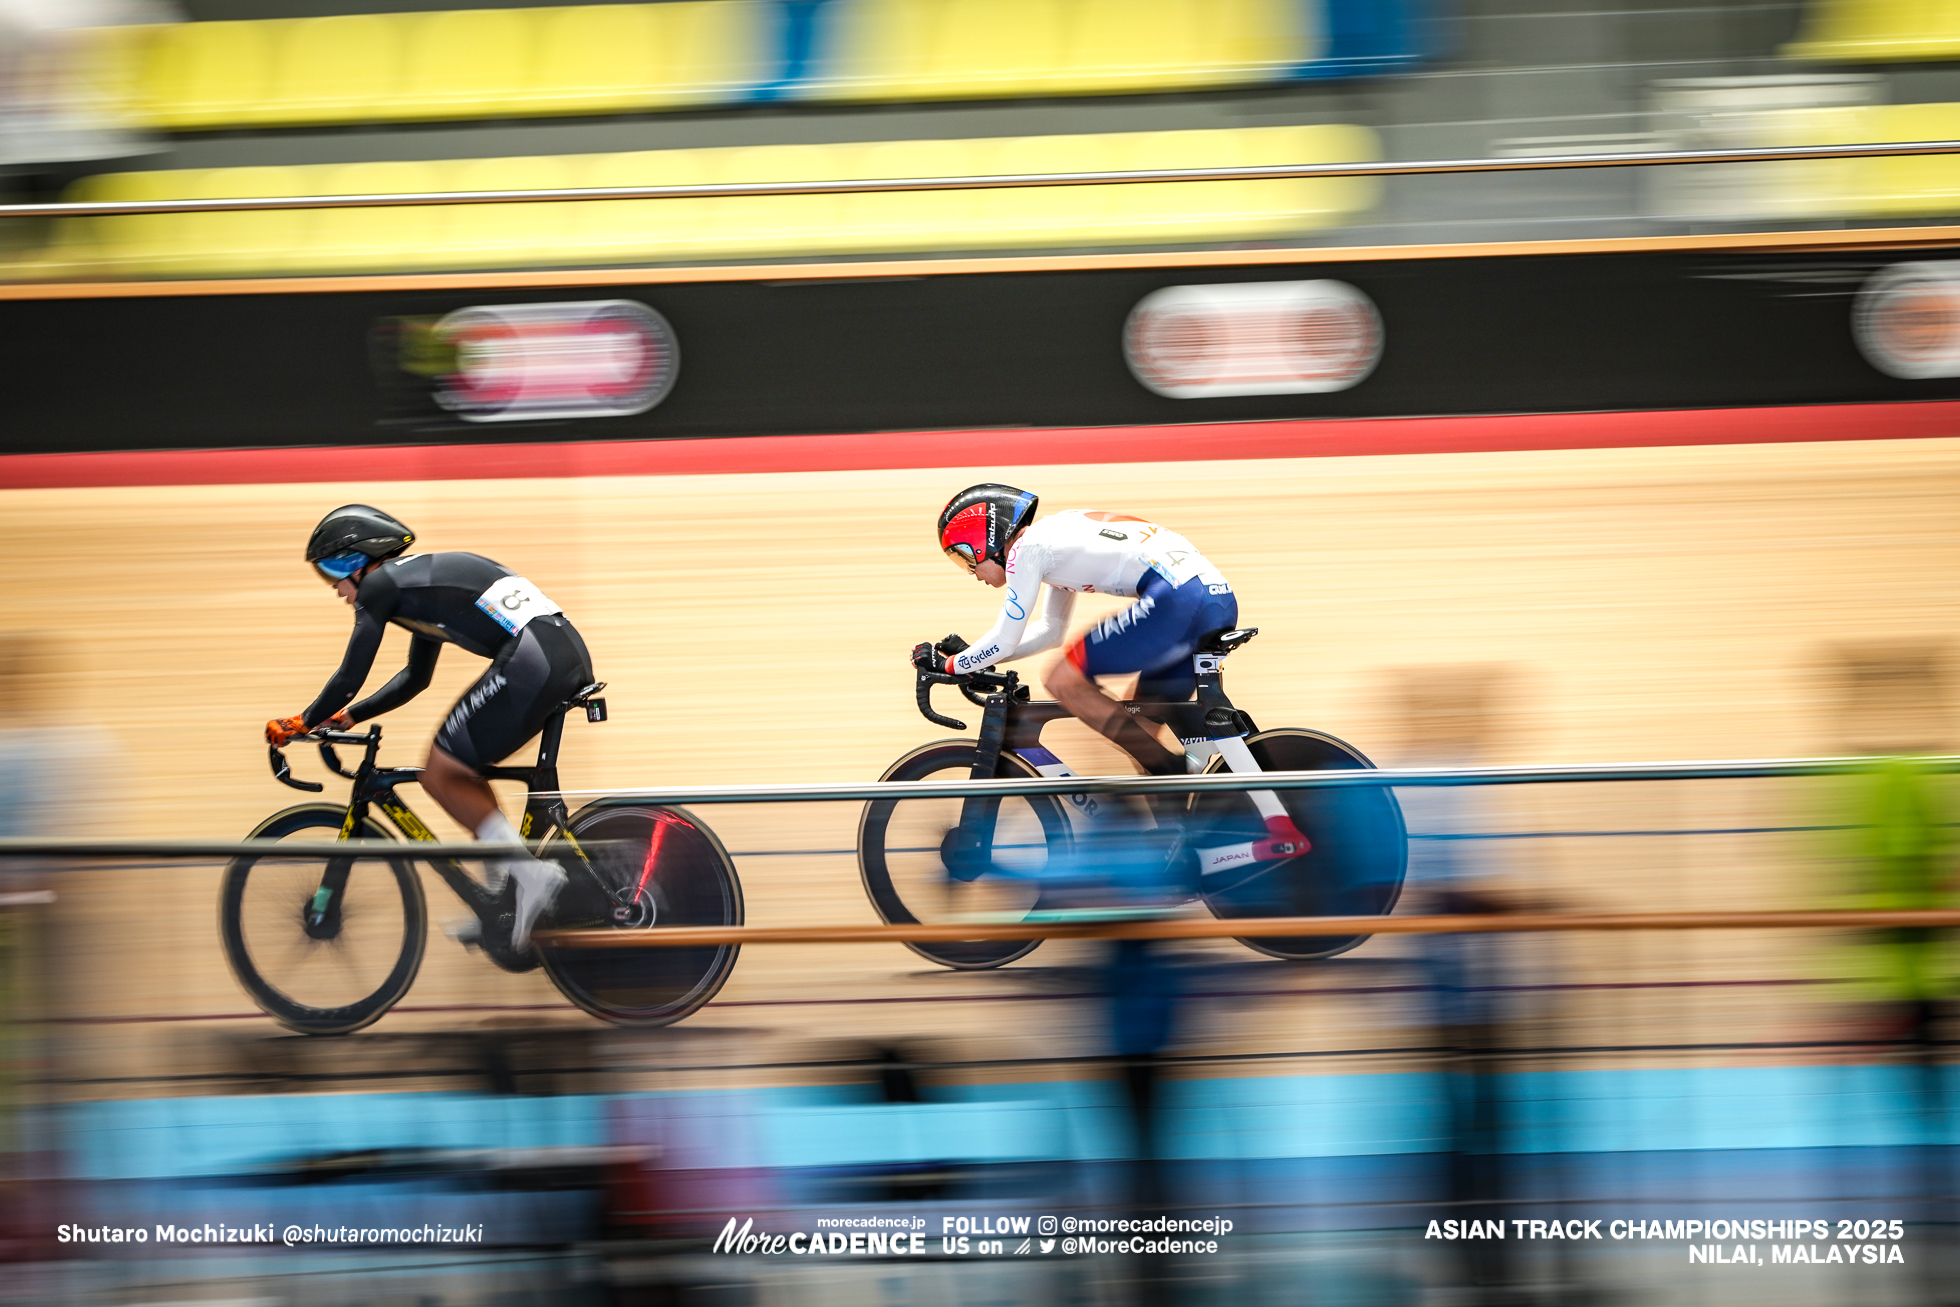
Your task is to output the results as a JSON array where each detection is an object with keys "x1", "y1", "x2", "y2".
[
  {"x1": 537, "y1": 803, "x2": 742, "y2": 1026},
  {"x1": 1190, "y1": 729, "x2": 1407, "y2": 960}
]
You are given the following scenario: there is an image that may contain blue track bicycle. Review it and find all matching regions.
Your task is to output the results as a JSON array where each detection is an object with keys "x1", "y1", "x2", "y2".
[{"x1": 858, "y1": 628, "x2": 1407, "y2": 969}]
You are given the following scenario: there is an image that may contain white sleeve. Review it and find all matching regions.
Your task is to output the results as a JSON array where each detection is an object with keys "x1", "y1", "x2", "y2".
[
  {"x1": 1004, "y1": 584, "x2": 1074, "y2": 662},
  {"x1": 948, "y1": 539, "x2": 1044, "y2": 675}
]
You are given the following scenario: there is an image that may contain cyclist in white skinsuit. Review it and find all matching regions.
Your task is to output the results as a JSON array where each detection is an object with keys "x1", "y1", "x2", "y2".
[{"x1": 917, "y1": 485, "x2": 1239, "y2": 781}]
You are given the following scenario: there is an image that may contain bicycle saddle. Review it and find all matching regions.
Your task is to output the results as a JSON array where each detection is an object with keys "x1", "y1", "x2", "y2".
[{"x1": 1196, "y1": 627, "x2": 1260, "y2": 655}]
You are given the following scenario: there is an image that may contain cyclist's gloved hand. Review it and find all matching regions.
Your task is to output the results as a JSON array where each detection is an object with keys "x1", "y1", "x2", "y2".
[
  {"x1": 935, "y1": 633, "x2": 969, "y2": 656},
  {"x1": 322, "y1": 709, "x2": 355, "y2": 733},
  {"x1": 265, "y1": 714, "x2": 308, "y2": 746},
  {"x1": 911, "y1": 642, "x2": 945, "y2": 673}
]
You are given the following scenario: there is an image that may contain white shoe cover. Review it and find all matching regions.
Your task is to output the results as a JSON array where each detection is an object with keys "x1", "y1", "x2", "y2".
[{"x1": 508, "y1": 859, "x2": 567, "y2": 952}]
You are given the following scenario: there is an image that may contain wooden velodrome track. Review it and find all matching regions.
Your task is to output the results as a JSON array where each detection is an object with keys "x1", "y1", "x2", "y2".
[
  {"x1": 7, "y1": 241, "x2": 1960, "y2": 1096},
  {"x1": 7, "y1": 433, "x2": 1957, "y2": 1094}
]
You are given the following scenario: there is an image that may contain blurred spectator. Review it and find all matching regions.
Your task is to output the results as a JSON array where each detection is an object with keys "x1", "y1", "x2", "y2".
[
  {"x1": 1822, "y1": 644, "x2": 1957, "y2": 1030},
  {"x1": 1820, "y1": 644, "x2": 1958, "y2": 1251},
  {"x1": 1387, "y1": 664, "x2": 1517, "y2": 1302},
  {"x1": 0, "y1": 630, "x2": 119, "y2": 836},
  {"x1": 0, "y1": 630, "x2": 112, "y2": 1261},
  {"x1": 0, "y1": 0, "x2": 172, "y2": 166},
  {"x1": 1032, "y1": 814, "x2": 1188, "y2": 1257}
]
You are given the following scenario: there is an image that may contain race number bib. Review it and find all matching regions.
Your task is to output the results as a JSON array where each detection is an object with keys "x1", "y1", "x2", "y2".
[
  {"x1": 1135, "y1": 525, "x2": 1220, "y2": 590},
  {"x1": 1143, "y1": 547, "x2": 1222, "y2": 589},
  {"x1": 475, "y1": 575, "x2": 562, "y2": 634}
]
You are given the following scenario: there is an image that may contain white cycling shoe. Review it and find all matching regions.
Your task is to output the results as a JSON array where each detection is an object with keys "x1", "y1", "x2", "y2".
[{"x1": 507, "y1": 858, "x2": 567, "y2": 952}]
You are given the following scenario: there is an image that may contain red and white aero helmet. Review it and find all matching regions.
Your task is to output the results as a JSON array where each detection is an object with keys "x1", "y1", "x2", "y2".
[{"x1": 937, "y1": 484, "x2": 1038, "y2": 574}]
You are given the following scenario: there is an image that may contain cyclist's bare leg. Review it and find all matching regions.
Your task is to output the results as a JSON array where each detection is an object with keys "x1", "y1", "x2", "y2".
[
  {"x1": 423, "y1": 740, "x2": 563, "y2": 948},
  {"x1": 421, "y1": 742, "x2": 499, "y2": 833},
  {"x1": 1045, "y1": 656, "x2": 1184, "y2": 777}
]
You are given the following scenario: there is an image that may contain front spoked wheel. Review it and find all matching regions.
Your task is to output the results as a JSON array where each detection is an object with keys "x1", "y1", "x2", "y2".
[
  {"x1": 219, "y1": 804, "x2": 427, "y2": 1035},
  {"x1": 858, "y1": 741, "x2": 1072, "y2": 970},
  {"x1": 536, "y1": 803, "x2": 742, "y2": 1026},
  {"x1": 1190, "y1": 729, "x2": 1407, "y2": 960}
]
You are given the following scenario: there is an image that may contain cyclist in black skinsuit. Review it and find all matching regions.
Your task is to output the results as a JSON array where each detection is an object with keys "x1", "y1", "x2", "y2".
[{"x1": 266, "y1": 506, "x2": 594, "y2": 951}]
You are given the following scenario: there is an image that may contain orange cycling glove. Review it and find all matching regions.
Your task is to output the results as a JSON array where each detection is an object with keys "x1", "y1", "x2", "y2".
[{"x1": 266, "y1": 710, "x2": 353, "y2": 746}]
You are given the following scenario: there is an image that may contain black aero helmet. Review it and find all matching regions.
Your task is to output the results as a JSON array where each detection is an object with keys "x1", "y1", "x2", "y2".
[
  {"x1": 937, "y1": 484, "x2": 1037, "y2": 574},
  {"x1": 307, "y1": 504, "x2": 414, "y2": 583}
]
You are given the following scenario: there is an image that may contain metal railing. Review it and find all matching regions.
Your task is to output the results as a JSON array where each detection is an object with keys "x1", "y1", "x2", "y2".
[
  {"x1": 538, "y1": 754, "x2": 1960, "y2": 805},
  {"x1": 2, "y1": 754, "x2": 1948, "y2": 860},
  {"x1": 5, "y1": 140, "x2": 1960, "y2": 220},
  {"x1": 536, "y1": 908, "x2": 1960, "y2": 949},
  {"x1": 4, "y1": 753, "x2": 1953, "y2": 947}
]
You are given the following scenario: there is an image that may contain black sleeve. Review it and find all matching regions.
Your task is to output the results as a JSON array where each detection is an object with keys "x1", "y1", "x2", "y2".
[
  {"x1": 347, "y1": 635, "x2": 442, "y2": 721},
  {"x1": 301, "y1": 606, "x2": 389, "y2": 727}
]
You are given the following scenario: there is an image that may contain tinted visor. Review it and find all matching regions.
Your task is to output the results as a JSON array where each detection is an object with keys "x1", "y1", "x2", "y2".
[
  {"x1": 943, "y1": 543, "x2": 978, "y2": 574},
  {"x1": 313, "y1": 550, "x2": 371, "y2": 583}
]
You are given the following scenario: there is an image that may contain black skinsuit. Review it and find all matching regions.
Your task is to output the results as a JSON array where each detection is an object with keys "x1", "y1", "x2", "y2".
[{"x1": 302, "y1": 552, "x2": 593, "y2": 770}]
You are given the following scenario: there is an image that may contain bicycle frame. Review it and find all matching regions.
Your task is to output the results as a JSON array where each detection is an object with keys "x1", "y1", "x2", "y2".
[
  {"x1": 268, "y1": 687, "x2": 606, "y2": 971},
  {"x1": 917, "y1": 630, "x2": 1310, "y2": 880}
]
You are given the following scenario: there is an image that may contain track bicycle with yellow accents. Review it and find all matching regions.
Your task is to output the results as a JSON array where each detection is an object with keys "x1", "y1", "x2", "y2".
[{"x1": 221, "y1": 684, "x2": 743, "y2": 1034}]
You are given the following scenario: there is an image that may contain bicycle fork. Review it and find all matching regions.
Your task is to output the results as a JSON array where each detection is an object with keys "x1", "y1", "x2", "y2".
[{"x1": 945, "y1": 687, "x2": 1013, "y2": 881}]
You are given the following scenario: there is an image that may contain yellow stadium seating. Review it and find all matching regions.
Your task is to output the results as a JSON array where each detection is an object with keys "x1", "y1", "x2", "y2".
[
  {"x1": 527, "y1": 5, "x2": 667, "y2": 115},
  {"x1": 1060, "y1": 0, "x2": 1310, "y2": 95},
  {"x1": 977, "y1": 133, "x2": 1124, "y2": 246},
  {"x1": 1114, "y1": 130, "x2": 1273, "y2": 245},
  {"x1": 439, "y1": 156, "x2": 585, "y2": 268},
  {"x1": 40, "y1": 167, "x2": 313, "y2": 276},
  {"x1": 834, "y1": 138, "x2": 988, "y2": 251},
  {"x1": 803, "y1": 0, "x2": 931, "y2": 101},
  {"x1": 809, "y1": 0, "x2": 1074, "y2": 100},
  {"x1": 1063, "y1": 0, "x2": 1211, "y2": 93},
  {"x1": 535, "y1": 1, "x2": 773, "y2": 115},
  {"x1": 396, "y1": 9, "x2": 536, "y2": 121},
  {"x1": 25, "y1": 124, "x2": 1382, "y2": 278},
  {"x1": 800, "y1": 0, "x2": 1311, "y2": 102},
  {"x1": 170, "y1": 167, "x2": 318, "y2": 276},
  {"x1": 1786, "y1": 0, "x2": 1960, "y2": 61},
  {"x1": 126, "y1": 2, "x2": 770, "y2": 129},
  {"x1": 933, "y1": 0, "x2": 1068, "y2": 98},
  {"x1": 700, "y1": 144, "x2": 856, "y2": 256},
  {"x1": 659, "y1": 0, "x2": 776, "y2": 103},
  {"x1": 1212, "y1": 0, "x2": 1319, "y2": 75},
  {"x1": 44, "y1": 170, "x2": 199, "y2": 276},
  {"x1": 116, "y1": 0, "x2": 1313, "y2": 130},
  {"x1": 1855, "y1": 102, "x2": 1960, "y2": 215},
  {"x1": 303, "y1": 162, "x2": 451, "y2": 272},
  {"x1": 573, "y1": 150, "x2": 719, "y2": 262},
  {"x1": 267, "y1": 15, "x2": 405, "y2": 125},
  {"x1": 140, "y1": 21, "x2": 275, "y2": 128}
]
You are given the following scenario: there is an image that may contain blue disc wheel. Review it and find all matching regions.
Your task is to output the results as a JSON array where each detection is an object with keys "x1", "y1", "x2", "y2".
[{"x1": 1188, "y1": 728, "x2": 1407, "y2": 960}]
